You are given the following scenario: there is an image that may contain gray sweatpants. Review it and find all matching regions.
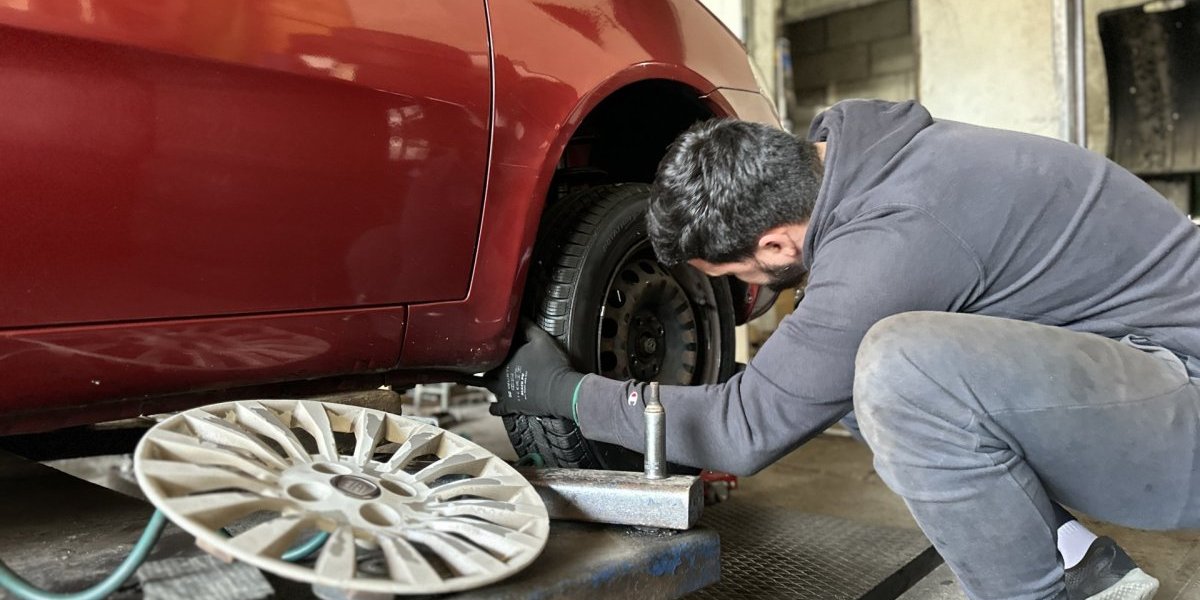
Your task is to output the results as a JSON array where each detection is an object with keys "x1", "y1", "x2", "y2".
[{"x1": 853, "y1": 311, "x2": 1200, "y2": 600}]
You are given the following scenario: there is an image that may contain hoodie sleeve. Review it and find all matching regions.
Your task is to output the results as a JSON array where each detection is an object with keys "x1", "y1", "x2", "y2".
[{"x1": 575, "y1": 206, "x2": 984, "y2": 475}]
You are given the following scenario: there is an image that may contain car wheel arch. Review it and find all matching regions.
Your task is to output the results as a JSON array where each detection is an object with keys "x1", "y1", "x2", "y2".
[{"x1": 398, "y1": 71, "x2": 750, "y2": 370}]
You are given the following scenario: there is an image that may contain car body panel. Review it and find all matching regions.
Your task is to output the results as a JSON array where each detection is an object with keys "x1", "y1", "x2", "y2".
[
  {"x1": 0, "y1": 305, "x2": 405, "y2": 434},
  {"x1": 0, "y1": 0, "x2": 490, "y2": 328},
  {"x1": 400, "y1": 0, "x2": 765, "y2": 369},
  {"x1": 0, "y1": 0, "x2": 777, "y2": 433},
  {"x1": 0, "y1": 1, "x2": 488, "y2": 428}
]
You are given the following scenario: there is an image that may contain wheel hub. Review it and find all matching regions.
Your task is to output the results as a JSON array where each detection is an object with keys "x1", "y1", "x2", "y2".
[
  {"x1": 598, "y1": 253, "x2": 702, "y2": 384},
  {"x1": 628, "y1": 312, "x2": 667, "y2": 380}
]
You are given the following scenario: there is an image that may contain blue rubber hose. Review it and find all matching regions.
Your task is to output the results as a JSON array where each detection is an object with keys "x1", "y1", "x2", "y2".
[
  {"x1": 0, "y1": 509, "x2": 166, "y2": 600},
  {"x1": 218, "y1": 526, "x2": 330, "y2": 562},
  {"x1": 0, "y1": 510, "x2": 331, "y2": 600},
  {"x1": 514, "y1": 453, "x2": 545, "y2": 468},
  {"x1": 281, "y1": 531, "x2": 330, "y2": 562}
]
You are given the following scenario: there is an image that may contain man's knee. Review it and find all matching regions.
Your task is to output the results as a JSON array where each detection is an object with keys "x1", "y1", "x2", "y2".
[
  {"x1": 855, "y1": 311, "x2": 953, "y2": 390},
  {"x1": 853, "y1": 312, "x2": 968, "y2": 439}
]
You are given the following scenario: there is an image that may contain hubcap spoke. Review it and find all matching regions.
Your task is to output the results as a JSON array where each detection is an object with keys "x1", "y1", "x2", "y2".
[
  {"x1": 403, "y1": 529, "x2": 508, "y2": 577},
  {"x1": 290, "y1": 401, "x2": 340, "y2": 461},
  {"x1": 161, "y1": 492, "x2": 281, "y2": 530},
  {"x1": 313, "y1": 526, "x2": 358, "y2": 581},
  {"x1": 181, "y1": 413, "x2": 292, "y2": 471},
  {"x1": 379, "y1": 534, "x2": 443, "y2": 586},
  {"x1": 143, "y1": 429, "x2": 279, "y2": 481},
  {"x1": 383, "y1": 429, "x2": 443, "y2": 474},
  {"x1": 351, "y1": 410, "x2": 386, "y2": 467},
  {"x1": 234, "y1": 401, "x2": 312, "y2": 464},
  {"x1": 139, "y1": 459, "x2": 276, "y2": 496},
  {"x1": 227, "y1": 515, "x2": 310, "y2": 558}
]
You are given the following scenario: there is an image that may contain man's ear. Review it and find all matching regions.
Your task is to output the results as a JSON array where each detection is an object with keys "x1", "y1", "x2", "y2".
[{"x1": 756, "y1": 226, "x2": 801, "y2": 259}]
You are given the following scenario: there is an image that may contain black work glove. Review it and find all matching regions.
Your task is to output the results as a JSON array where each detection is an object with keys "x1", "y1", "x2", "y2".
[{"x1": 486, "y1": 321, "x2": 586, "y2": 420}]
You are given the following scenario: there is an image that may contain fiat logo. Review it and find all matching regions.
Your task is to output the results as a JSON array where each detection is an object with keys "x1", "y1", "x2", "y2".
[{"x1": 331, "y1": 474, "x2": 382, "y2": 499}]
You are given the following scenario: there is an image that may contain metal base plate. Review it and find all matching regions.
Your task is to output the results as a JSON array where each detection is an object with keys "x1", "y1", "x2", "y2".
[
  {"x1": 694, "y1": 502, "x2": 940, "y2": 599},
  {"x1": 1, "y1": 443, "x2": 936, "y2": 600},
  {"x1": 446, "y1": 521, "x2": 719, "y2": 599},
  {"x1": 0, "y1": 447, "x2": 719, "y2": 600}
]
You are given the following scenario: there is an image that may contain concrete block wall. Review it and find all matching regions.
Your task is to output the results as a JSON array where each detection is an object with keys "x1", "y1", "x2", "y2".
[
  {"x1": 785, "y1": 0, "x2": 916, "y2": 129},
  {"x1": 916, "y1": 0, "x2": 1072, "y2": 141}
]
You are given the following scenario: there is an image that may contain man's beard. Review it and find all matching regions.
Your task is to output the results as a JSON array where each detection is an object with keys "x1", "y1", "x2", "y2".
[{"x1": 758, "y1": 258, "x2": 809, "y2": 292}]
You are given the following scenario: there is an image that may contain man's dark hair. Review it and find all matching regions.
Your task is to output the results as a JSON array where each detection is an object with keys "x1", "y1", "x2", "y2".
[{"x1": 647, "y1": 119, "x2": 823, "y2": 266}]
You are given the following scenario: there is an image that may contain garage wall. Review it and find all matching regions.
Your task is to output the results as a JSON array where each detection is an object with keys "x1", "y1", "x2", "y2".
[
  {"x1": 914, "y1": 0, "x2": 1162, "y2": 154},
  {"x1": 699, "y1": 0, "x2": 746, "y2": 40},
  {"x1": 791, "y1": 0, "x2": 1131, "y2": 146},
  {"x1": 748, "y1": 0, "x2": 784, "y2": 102},
  {"x1": 786, "y1": 0, "x2": 916, "y2": 130},
  {"x1": 699, "y1": 0, "x2": 789, "y2": 361},
  {"x1": 916, "y1": 0, "x2": 1073, "y2": 140},
  {"x1": 784, "y1": 0, "x2": 894, "y2": 21}
]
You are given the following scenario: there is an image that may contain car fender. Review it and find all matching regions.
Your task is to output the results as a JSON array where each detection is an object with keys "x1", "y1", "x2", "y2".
[{"x1": 400, "y1": 0, "x2": 772, "y2": 371}]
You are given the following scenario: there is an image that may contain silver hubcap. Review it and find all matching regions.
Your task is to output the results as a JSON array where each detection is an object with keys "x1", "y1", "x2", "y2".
[{"x1": 134, "y1": 400, "x2": 549, "y2": 595}]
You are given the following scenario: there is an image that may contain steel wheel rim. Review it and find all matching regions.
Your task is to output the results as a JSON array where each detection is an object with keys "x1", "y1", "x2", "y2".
[
  {"x1": 596, "y1": 244, "x2": 724, "y2": 384},
  {"x1": 134, "y1": 399, "x2": 549, "y2": 594}
]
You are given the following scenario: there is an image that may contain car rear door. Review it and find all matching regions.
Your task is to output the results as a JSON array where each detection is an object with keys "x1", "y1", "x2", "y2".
[{"x1": 0, "y1": 0, "x2": 491, "y2": 328}]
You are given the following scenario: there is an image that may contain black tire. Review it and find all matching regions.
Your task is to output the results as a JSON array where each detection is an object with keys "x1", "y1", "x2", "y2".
[{"x1": 503, "y1": 183, "x2": 736, "y2": 470}]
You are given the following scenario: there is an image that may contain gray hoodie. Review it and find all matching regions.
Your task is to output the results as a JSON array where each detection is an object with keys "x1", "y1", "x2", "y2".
[{"x1": 576, "y1": 99, "x2": 1200, "y2": 475}]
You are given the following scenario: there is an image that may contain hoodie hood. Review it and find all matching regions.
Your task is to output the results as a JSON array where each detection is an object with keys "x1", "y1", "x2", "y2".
[{"x1": 802, "y1": 100, "x2": 935, "y2": 268}]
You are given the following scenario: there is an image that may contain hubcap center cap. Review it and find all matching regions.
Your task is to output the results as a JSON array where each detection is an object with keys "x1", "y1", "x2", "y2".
[{"x1": 331, "y1": 474, "x2": 382, "y2": 499}]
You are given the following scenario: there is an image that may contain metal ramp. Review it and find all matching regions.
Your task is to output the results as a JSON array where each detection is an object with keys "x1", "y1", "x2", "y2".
[
  {"x1": 0, "y1": 445, "x2": 945, "y2": 599},
  {"x1": 695, "y1": 502, "x2": 940, "y2": 599}
]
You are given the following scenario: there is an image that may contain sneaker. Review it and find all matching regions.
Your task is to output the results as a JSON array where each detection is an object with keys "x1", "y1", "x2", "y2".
[{"x1": 1063, "y1": 536, "x2": 1159, "y2": 600}]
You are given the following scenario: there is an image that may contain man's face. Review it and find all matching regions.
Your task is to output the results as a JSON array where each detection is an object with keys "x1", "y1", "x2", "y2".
[
  {"x1": 688, "y1": 256, "x2": 807, "y2": 291},
  {"x1": 686, "y1": 223, "x2": 809, "y2": 291},
  {"x1": 756, "y1": 257, "x2": 809, "y2": 291}
]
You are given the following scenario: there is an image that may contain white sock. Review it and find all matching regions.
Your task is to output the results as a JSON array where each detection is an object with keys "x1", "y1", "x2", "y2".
[{"x1": 1057, "y1": 520, "x2": 1099, "y2": 569}]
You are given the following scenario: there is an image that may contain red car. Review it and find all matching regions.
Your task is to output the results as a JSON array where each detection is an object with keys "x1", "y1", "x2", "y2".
[{"x1": 0, "y1": 0, "x2": 778, "y2": 468}]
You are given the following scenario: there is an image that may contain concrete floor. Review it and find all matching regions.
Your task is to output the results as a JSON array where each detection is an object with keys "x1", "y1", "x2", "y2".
[
  {"x1": 735, "y1": 432, "x2": 1200, "y2": 599},
  {"x1": 37, "y1": 398, "x2": 1200, "y2": 599},
  {"x1": 448, "y1": 402, "x2": 1200, "y2": 598},
  {"x1": 413, "y1": 405, "x2": 1166, "y2": 596}
]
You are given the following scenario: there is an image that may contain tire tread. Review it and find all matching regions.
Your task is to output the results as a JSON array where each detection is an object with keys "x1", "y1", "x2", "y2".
[{"x1": 503, "y1": 185, "x2": 640, "y2": 469}]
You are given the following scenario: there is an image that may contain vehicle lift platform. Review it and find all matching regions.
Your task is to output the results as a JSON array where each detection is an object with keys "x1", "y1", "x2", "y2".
[{"x1": 0, "y1": 445, "x2": 941, "y2": 599}]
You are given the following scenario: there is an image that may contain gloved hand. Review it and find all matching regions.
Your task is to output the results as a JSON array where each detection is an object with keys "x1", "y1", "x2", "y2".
[{"x1": 485, "y1": 321, "x2": 586, "y2": 420}]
